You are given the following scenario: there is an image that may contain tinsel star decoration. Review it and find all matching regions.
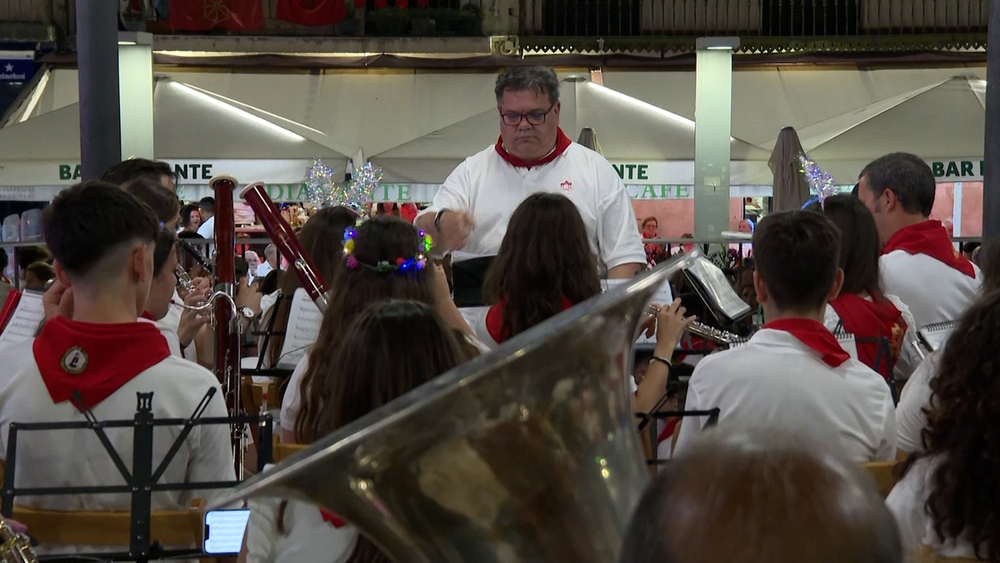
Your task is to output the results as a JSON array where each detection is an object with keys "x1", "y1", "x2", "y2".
[
  {"x1": 798, "y1": 153, "x2": 837, "y2": 209},
  {"x1": 304, "y1": 158, "x2": 382, "y2": 215}
]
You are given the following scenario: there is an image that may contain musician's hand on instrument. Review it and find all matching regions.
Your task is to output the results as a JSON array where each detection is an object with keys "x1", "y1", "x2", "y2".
[
  {"x1": 653, "y1": 298, "x2": 695, "y2": 356},
  {"x1": 437, "y1": 211, "x2": 475, "y2": 252},
  {"x1": 638, "y1": 303, "x2": 658, "y2": 339},
  {"x1": 42, "y1": 278, "x2": 73, "y2": 321},
  {"x1": 177, "y1": 288, "x2": 211, "y2": 348}
]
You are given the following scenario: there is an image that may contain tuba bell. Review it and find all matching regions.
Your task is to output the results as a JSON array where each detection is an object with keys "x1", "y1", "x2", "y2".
[{"x1": 209, "y1": 253, "x2": 699, "y2": 562}]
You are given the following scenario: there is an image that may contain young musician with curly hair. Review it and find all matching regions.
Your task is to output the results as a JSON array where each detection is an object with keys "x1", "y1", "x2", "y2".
[
  {"x1": 0, "y1": 182, "x2": 233, "y2": 552},
  {"x1": 895, "y1": 239, "x2": 1000, "y2": 456},
  {"x1": 262, "y1": 206, "x2": 358, "y2": 369},
  {"x1": 887, "y1": 287, "x2": 1000, "y2": 561},
  {"x1": 478, "y1": 192, "x2": 603, "y2": 345},
  {"x1": 247, "y1": 300, "x2": 472, "y2": 563},
  {"x1": 809, "y1": 194, "x2": 919, "y2": 380},
  {"x1": 279, "y1": 216, "x2": 471, "y2": 441},
  {"x1": 673, "y1": 211, "x2": 896, "y2": 462}
]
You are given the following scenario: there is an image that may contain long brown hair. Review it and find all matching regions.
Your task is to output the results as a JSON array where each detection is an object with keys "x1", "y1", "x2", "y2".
[
  {"x1": 905, "y1": 288, "x2": 1000, "y2": 561},
  {"x1": 482, "y1": 192, "x2": 601, "y2": 340},
  {"x1": 295, "y1": 300, "x2": 470, "y2": 563},
  {"x1": 267, "y1": 206, "x2": 358, "y2": 367},
  {"x1": 294, "y1": 216, "x2": 437, "y2": 442},
  {"x1": 808, "y1": 194, "x2": 885, "y2": 301}
]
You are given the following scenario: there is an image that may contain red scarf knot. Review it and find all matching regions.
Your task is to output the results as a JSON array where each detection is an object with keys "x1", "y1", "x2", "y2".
[
  {"x1": 494, "y1": 128, "x2": 572, "y2": 169},
  {"x1": 319, "y1": 508, "x2": 347, "y2": 528},
  {"x1": 882, "y1": 220, "x2": 975, "y2": 278},
  {"x1": 486, "y1": 296, "x2": 575, "y2": 344},
  {"x1": 764, "y1": 318, "x2": 851, "y2": 368},
  {"x1": 34, "y1": 316, "x2": 171, "y2": 411},
  {"x1": 829, "y1": 293, "x2": 906, "y2": 380}
]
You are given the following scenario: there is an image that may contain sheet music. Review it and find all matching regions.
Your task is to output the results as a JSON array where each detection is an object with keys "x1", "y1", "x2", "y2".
[
  {"x1": 918, "y1": 322, "x2": 957, "y2": 353},
  {"x1": 277, "y1": 288, "x2": 322, "y2": 370},
  {"x1": 733, "y1": 331, "x2": 859, "y2": 361},
  {"x1": 684, "y1": 255, "x2": 751, "y2": 322},
  {"x1": 602, "y1": 278, "x2": 673, "y2": 345},
  {"x1": 0, "y1": 290, "x2": 43, "y2": 346}
]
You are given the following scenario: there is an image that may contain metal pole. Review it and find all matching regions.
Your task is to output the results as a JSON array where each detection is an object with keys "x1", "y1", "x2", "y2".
[
  {"x1": 76, "y1": 0, "x2": 121, "y2": 181},
  {"x1": 984, "y1": 0, "x2": 1000, "y2": 239}
]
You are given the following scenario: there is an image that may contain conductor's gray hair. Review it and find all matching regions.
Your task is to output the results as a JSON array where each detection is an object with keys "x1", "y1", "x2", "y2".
[{"x1": 494, "y1": 67, "x2": 560, "y2": 105}]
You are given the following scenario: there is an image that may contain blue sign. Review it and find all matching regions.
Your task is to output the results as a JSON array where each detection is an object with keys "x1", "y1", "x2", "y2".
[{"x1": 0, "y1": 51, "x2": 34, "y2": 83}]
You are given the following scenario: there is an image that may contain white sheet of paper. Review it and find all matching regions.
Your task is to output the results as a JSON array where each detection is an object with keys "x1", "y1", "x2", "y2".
[
  {"x1": 0, "y1": 290, "x2": 44, "y2": 346},
  {"x1": 277, "y1": 288, "x2": 323, "y2": 370},
  {"x1": 602, "y1": 278, "x2": 673, "y2": 344}
]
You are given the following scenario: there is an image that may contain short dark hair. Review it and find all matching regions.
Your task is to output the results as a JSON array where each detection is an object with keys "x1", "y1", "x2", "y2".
[
  {"x1": 16, "y1": 245, "x2": 49, "y2": 271},
  {"x1": 100, "y1": 158, "x2": 174, "y2": 187},
  {"x1": 807, "y1": 194, "x2": 883, "y2": 300},
  {"x1": 43, "y1": 181, "x2": 158, "y2": 279},
  {"x1": 752, "y1": 210, "x2": 841, "y2": 312},
  {"x1": 199, "y1": 197, "x2": 215, "y2": 214},
  {"x1": 860, "y1": 152, "x2": 936, "y2": 217},
  {"x1": 494, "y1": 66, "x2": 560, "y2": 105},
  {"x1": 180, "y1": 203, "x2": 201, "y2": 228},
  {"x1": 124, "y1": 178, "x2": 180, "y2": 225},
  {"x1": 642, "y1": 216, "x2": 658, "y2": 228}
]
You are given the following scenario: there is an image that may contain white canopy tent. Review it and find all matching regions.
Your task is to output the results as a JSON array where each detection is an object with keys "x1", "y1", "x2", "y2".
[
  {"x1": 751, "y1": 75, "x2": 986, "y2": 184},
  {"x1": 0, "y1": 71, "x2": 351, "y2": 200},
  {"x1": 372, "y1": 78, "x2": 771, "y2": 185}
]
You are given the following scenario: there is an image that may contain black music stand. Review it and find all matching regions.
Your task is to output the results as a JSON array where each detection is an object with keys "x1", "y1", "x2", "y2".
[
  {"x1": 245, "y1": 293, "x2": 295, "y2": 379},
  {"x1": 1, "y1": 389, "x2": 273, "y2": 562}
]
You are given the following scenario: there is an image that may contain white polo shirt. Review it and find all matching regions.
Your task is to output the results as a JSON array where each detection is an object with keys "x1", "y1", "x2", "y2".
[
  {"x1": 674, "y1": 329, "x2": 897, "y2": 462},
  {"x1": 823, "y1": 293, "x2": 920, "y2": 380},
  {"x1": 881, "y1": 251, "x2": 981, "y2": 330},
  {"x1": 895, "y1": 351, "x2": 941, "y2": 454},
  {"x1": 0, "y1": 353, "x2": 234, "y2": 518},
  {"x1": 418, "y1": 142, "x2": 645, "y2": 272}
]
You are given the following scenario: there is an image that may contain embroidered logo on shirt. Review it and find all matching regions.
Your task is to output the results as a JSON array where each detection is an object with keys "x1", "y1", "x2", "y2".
[
  {"x1": 560, "y1": 180, "x2": 573, "y2": 193},
  {"x1": 61, "y1": 346, "x2": 89, "y2": 375}
]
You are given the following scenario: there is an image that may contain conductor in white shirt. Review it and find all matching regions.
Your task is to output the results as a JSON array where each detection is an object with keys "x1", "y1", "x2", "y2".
[
  {"x1": 415, "y1": 66, "x2": 645, "y2": 304},
  {"x1": 856, "y1": 153, "x2": 981, "y2": 330}
]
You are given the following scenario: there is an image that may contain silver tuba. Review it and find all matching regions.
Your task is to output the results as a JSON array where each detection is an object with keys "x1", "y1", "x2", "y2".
[{"x1": 209, "y1": 253, "x2": 699, "y2": 562}]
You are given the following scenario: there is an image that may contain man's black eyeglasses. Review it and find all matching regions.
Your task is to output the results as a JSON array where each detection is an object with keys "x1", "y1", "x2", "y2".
[{"x1": 499, "y1": 103, "x2": 556, "y2": 127}]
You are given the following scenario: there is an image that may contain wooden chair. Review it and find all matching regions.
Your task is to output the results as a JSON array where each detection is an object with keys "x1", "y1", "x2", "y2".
[
  {"x1": 860, "y1": 460, "x2": 901, "y2": 498},
  {"x1": 272, "y1": 435, "x2": 308, "y2": 463},
  {"x1": 11, "y1": 499, "x2": 217, "y2": 562},
  {"x1": 916, "y1": 545, "x2": 980, "y2": 562}
]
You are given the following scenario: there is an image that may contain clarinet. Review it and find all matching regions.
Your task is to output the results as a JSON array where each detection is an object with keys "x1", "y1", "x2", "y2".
[
  {"x1": 209, "y1": 175, "x2": 245, "y2": 478},
  {"x1": 240, "y1": 182, "x2": 329, "y2": 312}
]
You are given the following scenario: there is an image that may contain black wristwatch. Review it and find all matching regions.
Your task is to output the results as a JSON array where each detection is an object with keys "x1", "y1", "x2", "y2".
[{"x1": 433, "y1": 209, "x2": 449, "y2": 232}]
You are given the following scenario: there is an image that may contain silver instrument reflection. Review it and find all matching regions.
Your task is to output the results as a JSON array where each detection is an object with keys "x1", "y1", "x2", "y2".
[
  {"x1": 174, "y1": 263, "x2": 197, "y2": 296},
  {"x1": 687, "y1": 321, "x2": 743, "y2": 345},
  {"x1": 208, "y1": 252, "x2": 699, "y2": 563}
]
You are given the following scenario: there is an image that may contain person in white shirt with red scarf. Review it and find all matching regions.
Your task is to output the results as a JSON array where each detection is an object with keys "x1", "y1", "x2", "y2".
[
  {"x1": 0, "y1": 182, "x2": 233, "y2": 554},
  {"x1": 856, "y1": 153, "x2": 981, "y2": 330},
  {"x1": 674, "y1": 211, "x2": 896, "y2": 463},
  {"x1": 415, "y1": 66, "x2": 645, "y2": 305}
]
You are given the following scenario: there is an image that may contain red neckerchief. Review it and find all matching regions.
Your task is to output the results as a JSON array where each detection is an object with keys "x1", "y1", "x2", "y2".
[
  {"x1": 319, "y1": 508, "x2": 347, "y2": 529},
  {"x1": 34, "y1": 316, "x2": 171, "y2": 411},
  {"x1": 494, "y1": 128, "x2": 572, "y2": 169},
  {"x1": 485, "y1": 296, "x2": 574, "y2": 344},
  {"x1": 763, "y1": 318, "x2": 851, "y2": 368},
  {"x1": 829, "y1": 293, "x2": 906, "y2": 380},
  {"x1": 882, "y1": 220, "x2": 975, "y2": 278},
  {"x1": 140, "y1": 311, "x2": 157, "y2": 321}
]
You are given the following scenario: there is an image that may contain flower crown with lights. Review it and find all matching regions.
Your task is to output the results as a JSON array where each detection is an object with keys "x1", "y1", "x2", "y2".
[{"x1": 342, "y1": 225, "x2": 433, "y2": 274}]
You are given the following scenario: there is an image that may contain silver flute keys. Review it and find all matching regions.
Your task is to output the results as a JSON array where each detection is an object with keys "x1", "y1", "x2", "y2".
[{"x1": 644, "y1": 304, "x2": 742, "y2": 345}]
